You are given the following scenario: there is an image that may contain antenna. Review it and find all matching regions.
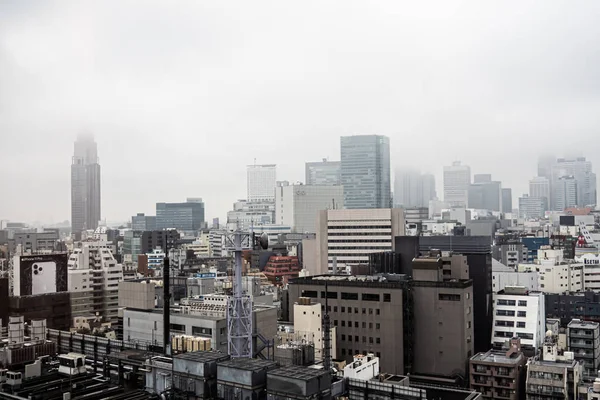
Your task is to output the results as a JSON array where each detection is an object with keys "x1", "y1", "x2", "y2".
[{"x1": 323, "y1": 281, "x2": 332, "y2": 373}]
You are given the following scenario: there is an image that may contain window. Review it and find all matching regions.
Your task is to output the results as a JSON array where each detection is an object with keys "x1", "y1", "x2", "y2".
[
  {"x1": 342, "y1": 321, "x2": 345, "y2": 327},
  {"x1": 341, "y1": 307, "x2": 345, "y2": 312},
  {"x1": 517, "y1": 311, "x2": 527, "y2": 317},
  {"x1": 516, "y1": 332, "x2": 534, "y2": 340},
  {"x1": 192, "y1": 326, "x2": 212, "y2": 336},
  {"x1": 518, "y1": 300, "x2": 527, "y2": 307},
  {"x1": 354, "y1": 322, "x2": 358, "y2": 328},
  {"x1": 349, "y1": 336, "x2": 352, "y2": 342},
  {"x1": 348, "y1": 320, "x2": 351, "y2": 327},
  {"x1": 334, "y1": 320, "x2": 338, "y2": 326},
  {"x1": 321, "y1": 291, "x2": 338, "y2": 299},
  {"x1": 362, "y1": 336, "x2": 366, "y2": 343},
  {"x1": 376, "y1": 338, "x2": 380, "y2": 344},
  {"x1": 355, "y1": 336, "x2": 359, "y2": 342},
  {"x1": 334, "y1": 306, "x2": 338, "y2": 312},
  {"x1": 302, "y1": 290, "x2": 318, "y2": 298},
  {"x1": 354, "y1": 307, "x2": 358, "y2": 314},
  {"x1": 376, "y1": 323, "x2": 380, "y2": 330},
  {"x1": 369, "y1": 323, "x2": 373, "y2": 329},
  {"x1": 362, "y1": 308, "x2": 366, "y2": 314},
  {"x1": 362, "y1": 322, "x2": 366, "y2": 328},
  {"x1": 348, "y1": 308, "x2": 352, "y2": 314},
  {"x1": 369, "y1": 308, "x2": 373, "y2": 315},
  {"x1": 341, "y1": 349, "x2": 346, "y2": 356},
  {"x1": 383, "y1": 293, "x2": 391, "y2": 302},
  {"x1": 517, "y1": 322, "x2": 526, "y2": 328},
  {"x1": 369, "y1": 337, "x2": 373, "y2": 344},
  {"x1": 376, "y1": 352, "x2": 381, "y2": 358},
  {"x1": 341, "y1": 334, "x2": 346, "y2": 341},
  {"x1": 362, "y1": 293, "x2": 380, "y2": 302},
  {"x1": 376, "y1": 309, "x2": 380, "y2": 315},
  {"x1": 439, "y1": 293, "x2": 461, "y2": 301},
  {"x1": 341, "y1": 292, "x2": 359, "y2": 300},
  {"x1": 497, "y1": 299, "x2": 516, "y2": 306}
]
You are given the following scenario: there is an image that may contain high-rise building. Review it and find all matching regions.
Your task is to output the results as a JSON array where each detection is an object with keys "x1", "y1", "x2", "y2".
[
  {"x1": 71, "y1": 134, "x2": 101, "y2": 238},
  {"x1": 340, "y1": 135, "x2": 391, "y2": 209},
  {"x1": 502, "y1": 188, "x2": 513, "y2": 213},
  {"x1": 275, "y1": 184, "x2": 343, "y2": 234},
  {"x1": 468, "y1": 178, "x2": 502, "y2": 211},
  {"x1": 443, "y1": 161, "x2": 471, "y2": 208},
  {"x1": 131, "y1": 213, "x2": 156, "y2": 231},
  {"x1": 156, "y1": 198, "x2": 205, "y2": 232},
  {"x1": 537, "y1": 154, "x2": 556, "y2": 179},
  {"x1": 247, "y1": 164, "x2": 277, "y2": 202},
  {"x1": 305, "y1": 159, "x2": 341, "y2": 186},
  {"x1": 519, "y1": 194, "x2": 546, "y2": 219},
  {"x1": 553, "y1": 176, "x2": 578, "y2": 211},
  {"x1": 393, "y1": 169, "x2": 437, "y2": 208},
  {"x1": 529, "y1": 176, "x2": 550, "y2": 212},
  {"x1": 551, "y1": 157, "x2": 596, "y2": 209}
]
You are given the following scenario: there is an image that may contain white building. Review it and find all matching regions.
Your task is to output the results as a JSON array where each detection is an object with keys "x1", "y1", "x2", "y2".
[
  {"x1": 147, "y1": 249, "x2": 165, "y2": 269},
  {"x1": 576, "y1": 254, "x2": 600, "y2": 292},
  {"x1": 519, "y1": 194, "x2": 546, "y2": 219},
  {"x1": 255, "y1": 224, "x2": 292, "y2": 246},
  {"x1": 292, "y1": 299, "x2": 336, "y2": 361},
  {"x1": 275, "y1": 184, "x2": 344, "y2": 234},
  {"x1": 247, "y1": 164, "x2": 277, "y2": 202},
  {"x1": 226, "y1": 199, "x2": 275, "y2": 231},
  {"x1": 529, "y1": 176, "x2": 550, "y2": 207},
  {"x1": 343, "y1": 353, "x2": 380, "y2": 381},
  {"x1": 208, "y1": 229, "x2": 227, "y2": 257},
  {"x1": 420, "y1": 220, "x2": 457, "y2": 236},
  {"x1": 554, "y1": 175, "x2": 578, "y2": 211},
  {"x1": 68, "y1": 244, "x2": 124, "y2": 323},
  {"x1": 315, "y1": 208, "x2": 405, "y2": 274},
  {"x1": 443, "y1": 161, "x2": 471, "y2": 208},
  {"x1": 492, "y1": 286, "x2": 545, "y2": 351}
]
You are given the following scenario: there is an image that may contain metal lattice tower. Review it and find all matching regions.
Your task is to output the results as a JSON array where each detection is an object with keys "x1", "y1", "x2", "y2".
[{"x1": 225, "y1": 230, "x2": 253, "y2": 358}]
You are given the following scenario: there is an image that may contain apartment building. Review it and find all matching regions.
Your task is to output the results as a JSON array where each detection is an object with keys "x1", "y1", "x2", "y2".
[
  {"x1": 567, "y1": 319, "x2": 600, "y2": 380},
  {"x1": 492, "y1": 287, "x2": 545, "y2": 352}
]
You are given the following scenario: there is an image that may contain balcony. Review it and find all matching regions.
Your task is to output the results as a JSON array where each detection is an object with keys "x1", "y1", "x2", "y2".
[
  {"x1": 569, "y1": 330, "x2": 594, "y2": 339},
  {"x1": 472, "y1": 377, "x2": 492, "y2": 387},
  {"x1": 471, "y1": 366, "x2": 492, "y2": 376},
  {"x1": 494, "y1": 380, "x2": 516, "y2": 390},
  {"x1": 494, "y1": 368, "x2": 516, "y2": 378},
  {"x1": 494, "y1": 389, "x2": 516, "y2": 399}
]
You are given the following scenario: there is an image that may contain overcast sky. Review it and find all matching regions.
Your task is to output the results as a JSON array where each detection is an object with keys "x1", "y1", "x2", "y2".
[{"x1": 1, "y1": 1, "x2": 600, "y2": 225}]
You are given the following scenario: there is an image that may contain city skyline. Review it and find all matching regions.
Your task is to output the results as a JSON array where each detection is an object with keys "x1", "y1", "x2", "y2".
[{"x1": 2, "y1": 2, "x2": 600, "y2": 223}]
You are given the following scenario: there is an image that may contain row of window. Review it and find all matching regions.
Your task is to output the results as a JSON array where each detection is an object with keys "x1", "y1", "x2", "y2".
[
  {"x1": 341, "y1": 349, "x2": 382, "y2": 358},
  {"x1": 494, "y1": 331, "x2": 534, "y2": 340},
  {"x1": 495, "y1": 320, "x2": 526, "y2": 328},
  {"x1": 335, "y1": 321, "x2": 381, "y2": 329},
  {"x1": 328, "y1": 306, "x2": 382, "y2": 316},
  {"x1": 340, "y1": 335, "x2": 381, "y2": 344},
  {"x1": 495, "y1": 310, "x2": 527, "y2": 317},
  {"x1": 496, "y1": 299, "x2": 528, "y2": 307},
  {"x1": 301, "y1": 291, "x2": 391, "y2": 303}
]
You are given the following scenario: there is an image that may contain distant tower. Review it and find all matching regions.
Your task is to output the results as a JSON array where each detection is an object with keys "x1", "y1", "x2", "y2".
[{"x1": 71, "y1": 134, "x2": 101, "y2": 239}]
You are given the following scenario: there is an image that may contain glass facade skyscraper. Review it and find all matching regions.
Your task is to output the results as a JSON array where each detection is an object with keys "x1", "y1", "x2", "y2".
[
  {"x1": 71, "y1": 134, "x2": 101, "y2": 239},
  {"x1": 340, "y1": 135, "x2": 391, "y2": 209},
  {"x1": 156, "y1": 198, "x2": 205, "y2": 232}
]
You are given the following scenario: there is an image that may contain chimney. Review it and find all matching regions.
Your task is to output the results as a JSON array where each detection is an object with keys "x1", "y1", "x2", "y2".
[{"x1": 505, "y1": 337, "x2": 521, "y2": 358}]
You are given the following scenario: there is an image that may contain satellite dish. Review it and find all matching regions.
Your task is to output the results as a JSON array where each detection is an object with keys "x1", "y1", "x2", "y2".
[{"x1": 259, "y1": 233, "x2": 269, "y2": 249}]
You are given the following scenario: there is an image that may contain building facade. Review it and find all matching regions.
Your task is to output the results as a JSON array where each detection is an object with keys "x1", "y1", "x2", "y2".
[
  {"x1": 71, "y1": 134, "x2": 101, "y2": 238},
  {"x1": 156, "y1": 199, "x2": 205, "y2": 232},
  {"x1": 519, "y1": 194, "x2": 546, "y2": 219},
  {"x1": 305, "y1": 159, "x2": 341, "y2": 186},
  {"x1": 393, "y1": 169, "x2": 436, "y2": 209},
  {"x1": 340, "y1": 135, "x2": 391, "y2": 209},
  {"x1": 529, "y1": 177, "x2": 550, "y2": 211},
  {"x1": 502, "y1": 188, "x2": 513, "y2": 213},
  {"x1": 131, "y1": 213, "x2": 156, "y2": 231},
  {"x1": 468, "y1": 180, "x2": 502, "y2": 211},
  {"x1": 443, "y1": 161, "x2": 471, "y2": 208},
  {"x1": 567, "y1": 319, "x2": 600, "y2": 379},
  {"x1": 315, "y1": 208, "x2": 405, "y2": 274},
  {"x1": 247, "y1": 164, "x2": 277, "y2": 202},
  {"x1": 226, "y1": 200, "x2": 275, "y2": 231},
  {"x1": 551, "y1": 157, "x2": 597, "y2": 209},
  {"x1": 275, "y1": 184, "x2": 344, "y2": 234}
]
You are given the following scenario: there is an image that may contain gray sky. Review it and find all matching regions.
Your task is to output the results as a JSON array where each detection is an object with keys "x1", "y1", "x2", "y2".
[{"x1": 1, "y1": 1, "x2": 600, "y2": 224}]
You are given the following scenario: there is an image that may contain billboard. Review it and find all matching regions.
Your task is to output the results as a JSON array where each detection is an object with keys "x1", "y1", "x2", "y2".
[{"x1": 13, "y1": 253, "x2": 68, "y2": 296}]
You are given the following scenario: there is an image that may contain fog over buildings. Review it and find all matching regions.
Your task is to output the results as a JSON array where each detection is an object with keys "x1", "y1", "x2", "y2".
[{"x1": 1, "y1": 1, "x2": 600, "y2": 224}]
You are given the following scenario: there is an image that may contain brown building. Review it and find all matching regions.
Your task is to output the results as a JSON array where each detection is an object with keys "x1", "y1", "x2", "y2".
[
  {"x1": 263, "y1": 255, "x2": 301, "y2": 285},
  {"x1": 288, "y1": 275, "x2": 410, "y2": 375},
  {"x1": 469, "y1": 338, "x2": 526, "y2": 400},
  {"x1": 412, "y1": 251, "x2": 474, "y2": 378},
  {"x1": 9, "y1": 292, "x2": 72, "y2": 330}
]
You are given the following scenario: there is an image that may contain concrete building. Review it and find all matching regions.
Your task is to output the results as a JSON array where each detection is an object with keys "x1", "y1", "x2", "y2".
[
  {"x1": 131, "y1": 213, "x2": 156, "y2": 231},
  {"x1": 551, "y1": 157, "x2": 597, "y2": 209},
  {"x1": 492, "y1": 260, "x2": 539, "y2": 292},
  {"x1": 156, "y1": 199, "x2": 205, "y2": 232},
  {"x1": 529, "y1": 177, "x2": 550, "y2": 212},
  {"x1": 118, "y1": 281, "x2": 155, "y2": 310},
  {"x1": 340, "y1": 135, "x2": 391, "y2": 209},
  {"x1": 525, "y1": 332, "x2": 582, "y2": 400},
  {"x1": 443, "y1": 161, "x2": 471, "y2": 208},
  {"x1": 502, "y1": 188, "x2": 513, "y2": 214},
  {"x1": 288, "y1": 275, "x2": 409, "y2": 375},
  {"x1": 8, "y1": 230, "x2": 60, "y2": 254},
  {"x1": 567, "y1": 319, "x2": 600, "y2": 380},
  {"x1": 275, "y1": 184, "x2": 344, "y2": 234},
  {"x1": 492, "y1": 238, "x2": 528, "y2": 269},
  {"x1": 546, "y1": 292, "x2": 600, "y2": 326},
  {"x1": 469, "y1": 338, "x2": 527, "y2": 400},
  {"x1": 315, "y1": 208, "x2": 405, "y2": 274},
  {"x1": 468, "y1": 179, "x2": 502, "y2": 212},
  {"x1": 290, "y1": 298, "x2": 337, "y2": 362},
  {"x1": 536, "y1": 247, "x2": 584, "y2": 293},
  {"x1": 553, "y1": 176, "x2": 578, "y2": 211},
  {"x1": 492, "y1": 287, "x2": 545, "y2": 352},
  {"x1": 394, "y1": 169, "x2": 436, "y2": 208},
  {"x1": 247, "y1": 164, "x2": 277, "y2": 202},
  {"x1": 146, "y1": 249, "x2": 165, "y2": 270},
  {"x1": 305, "y1": 159, "x2": 341, "y2": 186},
  {"x1": 411, "y1": 252, "x2": 474, "y2": 378},
  {"x1": 71, "y1": 134, "x2": 101, "y2": 238},
  {"x1": 68, "y1": 244, "x2": 124, "y2": 323},
  {"x1": 226, "y1": 199, "x2": 275, "y2": 231},
  {"x1": 141, "y1": 229, "x2": 180, "y2": 254},
  {"x1": 519, "y1": 194, "x2": 546, "y2": 219}
]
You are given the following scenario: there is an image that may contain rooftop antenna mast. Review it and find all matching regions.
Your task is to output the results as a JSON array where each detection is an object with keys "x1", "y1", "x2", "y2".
[{"x1": 323, "y1": 281, "x2": 332, "y2": 373}]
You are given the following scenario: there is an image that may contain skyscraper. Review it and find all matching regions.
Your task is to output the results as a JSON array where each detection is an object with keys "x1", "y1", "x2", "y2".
[
  {"x1": 501, "y1": 188, "x2": 513, "y2": 213},
  {"x1": 551, "y1": 157, "x2": 596, "y2": 209},
  {"x1": 467, "y1": 177, "x2": 502, "y2": 211},
  {"x1": 305, "y1": 159, "x2": 341, "y2": 186},
  {"x1": 553, "y1": 176, "x2": 578, "y2": 211},
  {"x1": 443, "y1": 161, "x2": 471, "y2": 208},
  {"x1": 247, "y1": 164, "x2": 277, "y2": 202},
  {"x1": 529, "y1": 176, "x2": 550, "y2": 212},
  {"x1": 394, "y1": 169, "x2": 436, "y2": 208},
  {"x1": 71, "y1": 134, "x2": 101, "y2": 238},
  {"x1": 340, "y1": 135, "x2": 391, "y2": 209}
]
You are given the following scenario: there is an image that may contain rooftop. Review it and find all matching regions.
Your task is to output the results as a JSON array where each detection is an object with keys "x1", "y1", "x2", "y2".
[
  {"x1": 268, "y1": 364, "x2": 329, "y2": 381},
  {"x1": 290, "y1": 274, "x2": 410, "y2": 289},
  {"x1": 471, "y1": 350, "x2": 524, "y2": 365},
  {"x1": 218, "y1": 358, "x2": 277, "y2": 372},
  {"x1": 174, "y1": 350, "x2": 230, "y2": 363},
  {"x1": 568, "y1": 319, "x2": 600, "y2": 329}
]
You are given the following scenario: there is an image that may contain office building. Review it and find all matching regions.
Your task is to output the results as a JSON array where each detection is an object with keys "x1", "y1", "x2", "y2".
[
  {"x1": 525, "y1": 332, "x2": 582, "y2": 400},
  {"x1": 141, "y1": 229, "x2": 180, "y2": 254},
  {"x1": 492, "y1": 237, "x2": 528, "y2": 269},
  {"x1": 553, "y1": 175, "x2": 578, "y2": 211},
  {"x1": 393, "y1": 169, "x2": 436, "y2": 208},
  {"x1": 546, "y1": 292, "x2": 600, "y2": 326},
  {"x1": 567, "y1": 319, "x2": 600, "y2": 379},
  {"x1": 226, "y1": 199, "x2": 275, "y2": 231},
  {"x1": 275, "y1": 184, "x2": 343, "y2": 234},
  {"x1": 443, "y1": 161, "x2": 471, "y2": 208},
  {"x1": 288, "y1": 275, "x2": 410, "y2": 375},
  {"x1": 411, "y1": 252, "x2": 474, "y2": 378},
  {"x1": 247, "y1": 164, "x2": 277, "y2": 202},
  {"x1": 395, "y1": 235, "x2": 493, "y2": 355},
  {"x1": 123, "y1": 230, "x2": 143, "y2": 262},
  {"x1": 538, "y1": 155, "x2": 555, "y2": 179},
  {"x1": 551, "y1": 157, "x2": 597, "y2": 209},
  {"x1": 8, "y1": 230, "x2": 60, "y2": 254},
  {"x1": 68, "y1": 244, "x2": 124, "y2": 323},
  {"x1": 316, "y1": 208, "x2": 405, "y2": 274},
  {"x1": 492, "y1": 287, "x2": 545, "y2": 351},
  {"x1": 502, "y1": 188, "x2": 513, "y2": 213},
  {"x1": 71, "y1": 134, "x2": 101, "y2": 238},
  {"x1": 131, "y1": 213, "x2": 156, "y2": 231},
  {"x1": 156, "y1": 199, "x2": 205, "y2": 232},
  {"x1": 529, "y1": 177, "x2": 550, "y2": 211},
  {"x1": 468, "y1": 178, "x2": 502, "y2": 211},
  {"x1": 519, "y1": 194, "x2": 546, "y2": 219},
  {"x1": 470, "y1": 338, "x2": 527, "y2": 400},
  {"x1": 340, "y1": 135, "x2": 391, "y2": 209},
  {"x1": 492, "y1": 261, "x2": 539, "y2": 292},
  {"x1": 305, "y1": 159, "x2": 341, "y2": 186}
]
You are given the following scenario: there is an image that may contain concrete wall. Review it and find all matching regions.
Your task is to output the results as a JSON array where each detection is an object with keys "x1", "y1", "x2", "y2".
[{"x1": 118, "y1": 281, "x2": 155, "y2": 310}]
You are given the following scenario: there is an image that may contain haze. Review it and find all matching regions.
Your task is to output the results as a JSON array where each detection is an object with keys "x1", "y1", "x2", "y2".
[{"x1": 1, "y1": 1, "x2": 599, "y2": 224}]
